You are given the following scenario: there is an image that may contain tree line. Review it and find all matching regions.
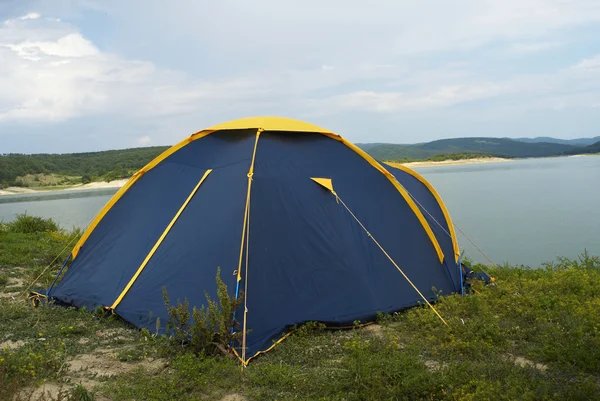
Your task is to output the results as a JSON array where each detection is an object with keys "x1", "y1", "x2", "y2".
[{"x1": 0, "y1": 146, "x2": 169, "y2": 188}]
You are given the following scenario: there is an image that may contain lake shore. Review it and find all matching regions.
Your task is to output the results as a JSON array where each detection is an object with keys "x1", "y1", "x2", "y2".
[
  {"x1": 0, "y1": 179, "x2": 129, "y2": 196},
  {"x1": 397, "y1": 157, "x2": 511, "y2": 168}
]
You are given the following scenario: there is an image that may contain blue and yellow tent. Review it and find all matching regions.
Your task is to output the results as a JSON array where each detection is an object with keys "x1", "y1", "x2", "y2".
[{"x1": 48, "y1": 116, "x2": 462, "y2": 364}]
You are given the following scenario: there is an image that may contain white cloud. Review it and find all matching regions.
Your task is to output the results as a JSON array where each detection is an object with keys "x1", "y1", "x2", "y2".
[
  {"x1": 96, "y1": 0, "x2": 600, "y2": 64},
  {"x1": 20, "y1": 13, "x2": 41, "y2": 20},
  {"x1": 1, "y1": 0, "x2": 599, "y2": 149},
  {"x1": 510, "y1": 41, "x2": 562, "y2": 53},
  {"x1": 3, "y1": 33, "x2": 99, "y2": 60},
  {"x1": 324, "y1": 53, "x2": 600, "y2": 114},
  {"x1": 137, "y1": 136, "x2": 151, "y2": 145},
  {"x1": 573, "y1": 55, "x2": 600, "y2": 71},
  {"x1": 0, "y1": 15, "x2": 266, "y2": 123},
  {"x1": 330, "y1": 82, "x2": 512, "y2": 113}
]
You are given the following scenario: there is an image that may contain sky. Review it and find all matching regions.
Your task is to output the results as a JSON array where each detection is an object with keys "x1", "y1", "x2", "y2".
[{"x1": 1, "y1": 0, "x2": 599, "y2": 154}]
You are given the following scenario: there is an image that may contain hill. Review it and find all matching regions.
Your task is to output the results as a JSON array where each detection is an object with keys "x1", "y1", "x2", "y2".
[
  {"x1": 512, "y1": 136, "x2": 600, "y2": 146},
  {"x1": 565, "y1": 140, "x2": 600, "y2": 155},
  {"x1": 363, "y1": 137, "x2": 578, "y2": 161},
  {"x1": 0, "y1": 146, "x2": 169, "y2": 188}
]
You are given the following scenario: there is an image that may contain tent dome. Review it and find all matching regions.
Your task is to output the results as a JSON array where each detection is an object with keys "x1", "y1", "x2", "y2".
[{"x1": 49, "y1": 116, "x2": 461, "y2": 364}]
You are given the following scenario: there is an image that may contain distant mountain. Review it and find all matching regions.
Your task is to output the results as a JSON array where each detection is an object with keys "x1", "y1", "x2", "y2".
[
  {"x1": 511, "y1": 136, "x2": 600, "y2": 146},
  {"x1": 565, "y1": 140, "x2": 600, "y2": 155},
  {"x1": 362, "y1": 137, "x2": 578, "y2": 161}
]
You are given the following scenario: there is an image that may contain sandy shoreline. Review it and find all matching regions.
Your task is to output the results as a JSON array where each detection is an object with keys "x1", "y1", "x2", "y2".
[
  {"x1": 0, "y1": 179, "x2": 128, "y2": 196},
  {"x1": 397, "y1": 157, "x2": 510, "y2": 168}
]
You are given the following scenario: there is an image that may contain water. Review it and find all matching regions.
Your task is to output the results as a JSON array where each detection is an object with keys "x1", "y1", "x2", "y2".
[
  {"x1": 0, "y1": 188, "x2": 117, "y2": 230},
  {"x1": 1, "y1": 156, "x2": 598, "y2": 267},
  {"x1": 412, "y1": 156, "x2": 600, "y2": 266}
]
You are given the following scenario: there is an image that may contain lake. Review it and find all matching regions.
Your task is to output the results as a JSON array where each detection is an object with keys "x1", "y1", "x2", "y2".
[{"x1": 1, "y1": 156, "x2": 598, "y2": 267}]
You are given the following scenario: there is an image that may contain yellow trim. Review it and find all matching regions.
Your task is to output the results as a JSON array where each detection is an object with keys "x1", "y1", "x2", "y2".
[
  {"x1": 71, "y1": 130, "x2": 215, "y2": 260},
  {"x1": 70, "y1": 116, "x2": 444, "y2": 265},
  {"x1": 384, "y1": 162, "x2": 460, "y2": 263},
  {"x1": 243, "y1": 331, "x2": 293, "y2": 365},
  {"x1": 206, "y1": 116, "x2": 333, "y2": 134},
  {"x1": 108, "y1": 169, "x2": 213, "y2": 310},
  {"x1": 329, "y1": 137, "x2": 445, "y2": 263},
  {"x1": 237, "y1": 129, "x2": 262, "y2": 365},
  {"x1": 310, "y1": 177, "x2": 335, "y2": 193}
]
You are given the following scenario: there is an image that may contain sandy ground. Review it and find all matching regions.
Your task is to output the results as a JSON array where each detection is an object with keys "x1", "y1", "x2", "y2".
[
  {"x1": 397, "y1": 157, "x2": 510, "y2": 168},
  {"x1": 0, "y1": 179, "x2": 128, "y2": 196}
]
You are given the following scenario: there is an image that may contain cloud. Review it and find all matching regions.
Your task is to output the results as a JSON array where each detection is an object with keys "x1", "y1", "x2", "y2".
[
  {"x1": 20, "y1": 13, "x2": 40, "y2": 20},
  {"x1": 324, "y1": 53, "x2": 600, "y2": 114},
  {"x1": 510, "y1": 41, "x2": 562, "y2": 53},
  {"x1": 0, "y1": 14, "x2": 267, "y2": 123},
  {"x1": 0, "y1": 1, "x2": 600, "y2": 152},
  {"x1": 137, "y1": 136, "x2": 151, "y2": 145},
  {"x1": 573, "y1": 55, "x2": 600, "y2": 71},
  {"x1": 329, "y1": 82, "x2": 512, "y2": 113}
]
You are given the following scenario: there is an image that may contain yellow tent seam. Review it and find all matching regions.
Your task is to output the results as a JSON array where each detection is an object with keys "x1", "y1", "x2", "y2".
[
  {"x1": 324, "y1": 134, "x2": 445, "y2": 263},
  {"x1": 108, "y1": 169, "x2": 213, "y2": 310},
  {"x1": 238, "y1": 129, "x2": 262, "y2": 366},
  {"x1": 384, "y1": 162, "x2": 460, "y2": 263},
  {"x1": 71, "y1": 129, "x2": 215, "y2": 260}
]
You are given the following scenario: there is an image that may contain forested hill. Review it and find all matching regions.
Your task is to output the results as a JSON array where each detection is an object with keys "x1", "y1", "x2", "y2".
[
  {"x1": 358, "y1": 137, "x2": 578, "y2": 161},
  {"x1": 511, "y1": 136, "x2": 600, "y2": 146},
  {"x1": 1, "y1": 135, "x2": 597, "y2": 188},
  {"x1": 0, "y1": 147, "x2": 169, "y2": 188},
  {"x1": 565, "y1": 140, "x2": 600, "y2": 155}
]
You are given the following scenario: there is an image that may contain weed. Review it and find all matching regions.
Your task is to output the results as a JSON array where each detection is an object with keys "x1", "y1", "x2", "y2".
[
  {"x1": 5, "y1": 214, "x2": 59, "y2": 234},
  {"x1": 162, "y1": 267, "x2": 245, "y2": 357}
]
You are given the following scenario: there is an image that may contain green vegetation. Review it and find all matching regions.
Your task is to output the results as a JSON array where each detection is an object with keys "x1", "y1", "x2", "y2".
[
  {"x1": 1, "y1": 215, "x2": 599, "y2": 400},
  {"x1": 0, "y1": 146, "x2": 168, "y2": 188},
  {"x1": 565, "y1": 140, "x2": 600, "y2": 155},
  {"x1": 161, "y1": 267, "x2": 244, "y2": 357}
]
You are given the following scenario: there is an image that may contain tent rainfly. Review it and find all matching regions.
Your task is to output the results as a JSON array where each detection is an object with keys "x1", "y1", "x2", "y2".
[{"x1": 45, "y1": 116, "x2": 463, "y2": 365}]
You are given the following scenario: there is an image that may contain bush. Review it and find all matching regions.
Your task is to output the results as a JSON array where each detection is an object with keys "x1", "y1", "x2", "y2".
[
  {"x1": 162, "y1": 267, "x2": 245, "y2": 357},
  {"x1": 81, "y1": 175, "x2": 92, "y2": 184},
  {"x1": 6, "y1": 214, "x2": 59, "y2": 234}
]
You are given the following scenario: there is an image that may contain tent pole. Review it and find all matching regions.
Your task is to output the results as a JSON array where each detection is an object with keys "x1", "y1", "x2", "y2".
[{"x1": 47, "y1": 254, "x2": 72, "y2": 297}]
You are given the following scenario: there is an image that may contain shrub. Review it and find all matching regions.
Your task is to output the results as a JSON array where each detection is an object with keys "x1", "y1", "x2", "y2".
[
  {"x1": 162, "y1": 267, "x2": 245, "y2": 357},
  {"x1": 6, "y1": 214, "x2": 59, "y2": 234}
]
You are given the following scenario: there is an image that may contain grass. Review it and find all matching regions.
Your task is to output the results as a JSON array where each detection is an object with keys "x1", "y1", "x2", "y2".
[{"x1": 1, "y1": 215, "x2": 599, "y2": 400}]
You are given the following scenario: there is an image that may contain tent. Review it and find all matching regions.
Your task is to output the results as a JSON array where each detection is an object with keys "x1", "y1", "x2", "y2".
[{"x1": 47, "y1": 116, "x2": 463, "y2": 364}]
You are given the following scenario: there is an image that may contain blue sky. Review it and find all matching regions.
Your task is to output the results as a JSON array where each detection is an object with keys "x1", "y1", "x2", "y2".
[{"x1": 1, "y1": 0, "x2": 599, "y2": 153}]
